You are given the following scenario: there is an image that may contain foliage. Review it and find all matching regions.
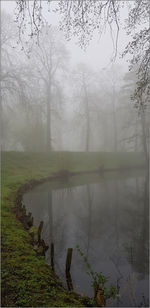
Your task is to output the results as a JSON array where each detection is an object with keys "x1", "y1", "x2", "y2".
[
  {"x1": 76, "y1": 245, "x2": 118, "y2": 302},
  {"x1": 123, "y1": 0, "x2": 150, "y2": 108},
  {"x1": 14, "y1": 0, "x2": 150, "y2": 109},
  {"x1": 1, "y1": 152, "x2": 89, "y2": 307},
  {"x1": 1, "y1": 151, "x2": 146, "y2": 306}
]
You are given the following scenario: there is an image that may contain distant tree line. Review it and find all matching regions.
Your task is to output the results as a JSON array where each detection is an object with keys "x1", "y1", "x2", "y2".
[{"x1": 1, "y1": 10, "x2": 149, "y2": 162}]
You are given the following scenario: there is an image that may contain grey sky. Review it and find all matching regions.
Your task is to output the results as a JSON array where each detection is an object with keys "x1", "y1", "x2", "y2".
[{"x1": 1, "y1": 0, "x2": 131, "y2": 71}]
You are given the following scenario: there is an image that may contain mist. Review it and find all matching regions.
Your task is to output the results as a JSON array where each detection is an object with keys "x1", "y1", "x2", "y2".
[
  {"x1": 2, "y1": 2, "x2": 149, "y2": 154},
  {"x1": 1, "y1": 1, "x2": 149, "y2": 307}
]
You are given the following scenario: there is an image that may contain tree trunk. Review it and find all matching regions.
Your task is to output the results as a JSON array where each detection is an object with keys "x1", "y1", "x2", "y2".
[
  {"x1": 0, "y1": 96, "x2": 5, "y2": 151},
  {"x1": 134, "y1": 115, "x2": 138, "y2": 152},
  {"x1": 140, "y1": 108, "x2": 149, "y2": 164},
  {"x1": 46, "y1": 84, "x2": 52, "y2": 151},
  {"x1": 112, "y1": 84, "x2": 118, "y2": 152},
  {"x1": 83, "y1": 81, "x2": 90, "y2": 152},
  {"x1": 85, "y1": 101, "x2": 90, "y2": 152}
]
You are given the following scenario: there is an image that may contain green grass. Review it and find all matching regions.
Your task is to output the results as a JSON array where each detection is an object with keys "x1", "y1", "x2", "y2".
[{"x1": 1, "y1": 151, "x2": 145, "y2": 307}]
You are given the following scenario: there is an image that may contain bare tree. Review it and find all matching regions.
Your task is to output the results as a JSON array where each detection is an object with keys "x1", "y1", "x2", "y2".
[
  {"x1": 1, "y1": 12, "x2": 25, "y2": 150},
  {"x1": 15, "y1": 0, "x2": 150, "y2": 108},
  {"x1": 72, "y1": 64, "x2": 96, "y2": 152},
  {"x1": 120, "y1": 69, "x2": 149, "y2": 161},
  {"x1": 32, "y1": 25, "x2": 69, "y2": 151}
]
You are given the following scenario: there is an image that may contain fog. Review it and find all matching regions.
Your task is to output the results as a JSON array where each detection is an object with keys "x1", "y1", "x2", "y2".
[
  {"x1": 2, "y1": 1, "x2": 149, "y2": 155},
  {"x1": 1, "y1": 2, "x2": 149, "y2": 307}
]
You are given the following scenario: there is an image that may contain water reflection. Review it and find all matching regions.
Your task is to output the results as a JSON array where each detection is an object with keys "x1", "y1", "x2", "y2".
[{"x1": 23, "y1": 170, "x2": 149, "y2": 307}]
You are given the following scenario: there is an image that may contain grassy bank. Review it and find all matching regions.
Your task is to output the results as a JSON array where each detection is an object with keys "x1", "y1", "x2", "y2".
[{"x1": 1, "y1": 151, "x2": 145, "y2": 307}]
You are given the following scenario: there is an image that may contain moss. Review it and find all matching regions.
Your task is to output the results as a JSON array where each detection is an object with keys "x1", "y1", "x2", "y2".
[
  {"x1": 29, "y1": 226, "x2": 38, "y2": 243},
  {"x1": 1, "y1": 152, "x2": 88, "y2": 307},
  {"x1": 1, "y1": 151, "x2": 145, "y2": 307}
]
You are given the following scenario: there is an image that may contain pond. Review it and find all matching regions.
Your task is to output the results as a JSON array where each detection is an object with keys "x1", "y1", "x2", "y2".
[{"x1": 23, "y1": 169, "x2": 149, "y2": 307}]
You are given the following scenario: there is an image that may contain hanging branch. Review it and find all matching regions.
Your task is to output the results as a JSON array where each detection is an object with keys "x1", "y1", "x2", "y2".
[
  {"x1": 123, "y1": 0, "x2": 150, "y2": 109},
  {"x1": 14, "y1": 0, "x2": 150, "y2": 108}
]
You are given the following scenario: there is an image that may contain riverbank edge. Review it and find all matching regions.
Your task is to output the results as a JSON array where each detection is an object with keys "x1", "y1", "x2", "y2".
[
  {"x1": 1, "y1": 164, "x2": 90, "y2": 306},
  {"x1": 1, "y1": 151, "x2": 146, "y2": 307}
]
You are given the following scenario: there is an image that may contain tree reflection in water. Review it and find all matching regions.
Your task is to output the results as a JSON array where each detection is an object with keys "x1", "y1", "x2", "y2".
[{"x1": 23, "y1": 170, "x2": 149, "y2": 307}]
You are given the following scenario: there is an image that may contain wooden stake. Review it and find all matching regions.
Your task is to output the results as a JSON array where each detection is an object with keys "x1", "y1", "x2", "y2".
[
  {"x1": 66, "y1": 248, "x2": 73, "y2": 273},
  {"x1": 38, "y1": 221, "x2": 43, "y2": 243},
  {"x1": 65, "y1": 248, "x2": 73, "y2": 290},
  {"x1": 51, "y1": 242, "x2": 54, "y2": 271}
]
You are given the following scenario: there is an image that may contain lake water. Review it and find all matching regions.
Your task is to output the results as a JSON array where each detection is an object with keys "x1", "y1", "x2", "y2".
[{"x1": 23, "y1": 169, "x2": 149, "y2": 307}]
